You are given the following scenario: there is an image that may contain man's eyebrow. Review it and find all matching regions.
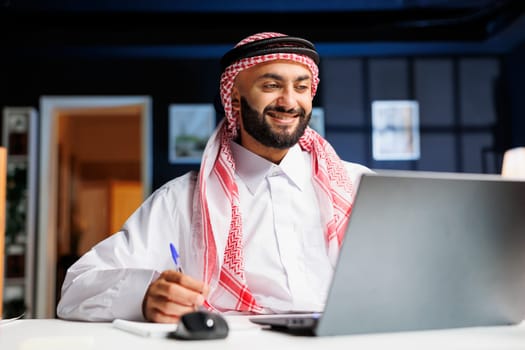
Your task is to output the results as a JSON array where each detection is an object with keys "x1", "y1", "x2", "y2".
[{"x1": 257, "y1": 73, "x2": 312, "y2": 82}]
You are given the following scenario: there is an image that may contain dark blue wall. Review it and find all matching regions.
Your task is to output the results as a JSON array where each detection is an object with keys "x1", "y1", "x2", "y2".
[{"x1": 505, "y1": 41, "x2": 525, "y2": 147}]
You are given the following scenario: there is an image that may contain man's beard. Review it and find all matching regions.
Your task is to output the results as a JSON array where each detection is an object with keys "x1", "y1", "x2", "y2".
[{"x1": 239, "y1": 97, "x2": 311, "y2": 150}]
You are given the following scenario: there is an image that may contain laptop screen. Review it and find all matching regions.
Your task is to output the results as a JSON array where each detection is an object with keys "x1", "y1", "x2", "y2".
[{"x1": 252, "y1": 171, "x2": 525, "y2": 336}]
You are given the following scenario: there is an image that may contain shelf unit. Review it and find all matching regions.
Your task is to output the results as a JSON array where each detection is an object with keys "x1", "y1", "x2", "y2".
[{"x1": 2, "y1": 107, "x2": 38, "y2": 319}]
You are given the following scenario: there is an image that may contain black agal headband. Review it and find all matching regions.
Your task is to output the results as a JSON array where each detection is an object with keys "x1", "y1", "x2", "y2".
[{"x1": 220, "y1": 36, "x2": 320, "y2": 71}]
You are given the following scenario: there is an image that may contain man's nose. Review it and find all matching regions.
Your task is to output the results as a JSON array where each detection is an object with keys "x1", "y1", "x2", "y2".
[{"x1": 276, "y1": 87, "x2": 297, "y2": 108}]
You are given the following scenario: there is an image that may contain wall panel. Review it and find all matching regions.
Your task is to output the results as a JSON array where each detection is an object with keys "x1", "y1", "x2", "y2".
[{"x1": 414, "y1": 59, "x2": 454, "y2": 126}]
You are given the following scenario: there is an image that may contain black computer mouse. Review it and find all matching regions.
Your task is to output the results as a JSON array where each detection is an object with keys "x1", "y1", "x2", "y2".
[{"x1": 168, "y1": 310, "x2": 229, "y2": 340}]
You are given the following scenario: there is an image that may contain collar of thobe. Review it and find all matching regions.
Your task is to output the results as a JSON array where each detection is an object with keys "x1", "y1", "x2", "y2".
[{"x1": 230, "y1": 141, "x2": 307, "y2": 195}]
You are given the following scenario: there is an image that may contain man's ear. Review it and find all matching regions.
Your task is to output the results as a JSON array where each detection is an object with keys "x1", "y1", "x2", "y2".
[{"x1": 231, "y1": 90, "x2": 241, "y2": 111}]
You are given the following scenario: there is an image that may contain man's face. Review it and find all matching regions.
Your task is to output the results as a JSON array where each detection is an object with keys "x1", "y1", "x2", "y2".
[
  {"x1": 232, "y1": 60, "x2": 313, "y2": 152},
  {"x1": 239, "y1": 97, "x2": 312, "y2": 150}
]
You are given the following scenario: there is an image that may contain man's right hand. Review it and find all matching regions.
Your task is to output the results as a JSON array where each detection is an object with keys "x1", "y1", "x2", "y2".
[{"x1": 142, "y1": 270, "x2": 210, "y2": 323}]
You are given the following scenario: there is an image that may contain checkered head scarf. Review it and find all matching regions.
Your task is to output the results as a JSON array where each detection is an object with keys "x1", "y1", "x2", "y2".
[{"x1": 196, "y1": 32, "x2": 354, "y2": 313}]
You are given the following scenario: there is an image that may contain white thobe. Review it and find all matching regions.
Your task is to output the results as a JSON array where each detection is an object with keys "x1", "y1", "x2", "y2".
[{"x1": 57, "y1": 143, "x2": 371, "y2": 321}]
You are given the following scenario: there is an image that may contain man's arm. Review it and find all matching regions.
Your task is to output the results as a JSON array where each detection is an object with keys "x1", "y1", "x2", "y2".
[
  {"x1": 57, "y1": 173, "x2": 198, "y2": 321},
  {"x1": 57, "y1": 252, "x2": 158, "y2": 321}
]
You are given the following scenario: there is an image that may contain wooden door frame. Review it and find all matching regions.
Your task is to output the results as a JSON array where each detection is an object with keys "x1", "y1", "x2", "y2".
[{"x1": 37, "y1": 96, "x2": 152, "y2": 318}]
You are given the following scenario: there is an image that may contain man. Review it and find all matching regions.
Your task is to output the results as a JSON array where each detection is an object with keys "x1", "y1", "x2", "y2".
[{"x1": 57, "y1": 32, "x2": 372, "y2": 323}]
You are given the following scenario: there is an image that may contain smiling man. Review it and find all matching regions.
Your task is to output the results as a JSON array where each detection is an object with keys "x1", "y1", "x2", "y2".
[{"x1": 57, "y1": 32, "x2": 372, "y2": 323}]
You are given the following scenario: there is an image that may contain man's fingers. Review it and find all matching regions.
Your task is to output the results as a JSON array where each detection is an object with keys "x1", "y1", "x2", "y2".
[
  {"x1": 145, "y1": 295, "x2": 195, "y2": 323},
  {"x1": 161, "y1": 270, "x2": 208, "y2": 294},
  {"x1": 147, "y1": 311, "x2": 178, "y2": 324},
  {"x1": 151, "y1": 274, "x2": 205, "y2": 307},
  {"x1": 160, "y1": 270, "x2": 209, "y2": 306},
  {"x1": 143, "y1": 270, "x2": 210, "y2": 322}
]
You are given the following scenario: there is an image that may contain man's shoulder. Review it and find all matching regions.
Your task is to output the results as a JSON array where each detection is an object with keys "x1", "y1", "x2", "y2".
[
  {"x1": 156, "y1": 170, "x2": 198, "y2": 193},
  {"x1": 340, "y1": 161, "x2": 374, "y2": 188},
  {"x1": 341, "y1": 160, "x2": 373, "y2": 175}
]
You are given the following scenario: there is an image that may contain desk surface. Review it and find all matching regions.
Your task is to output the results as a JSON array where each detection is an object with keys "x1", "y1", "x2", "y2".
[{"x1": 2, "y1": 316, "x2": 525, "y2": 350}]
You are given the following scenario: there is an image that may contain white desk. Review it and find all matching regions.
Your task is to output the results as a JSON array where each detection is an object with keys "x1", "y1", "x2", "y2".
[{"x1": 2, "y1": 316, "x2": 525, "y2": 350}]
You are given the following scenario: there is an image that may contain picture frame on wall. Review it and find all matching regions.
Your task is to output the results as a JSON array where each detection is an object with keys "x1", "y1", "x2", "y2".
[
  {"x1": 371, "y1": 100, "x2": 420, "y2": 161},
  {"x1": 168, "y1": 104, "x2": 216, "y2": 164}
]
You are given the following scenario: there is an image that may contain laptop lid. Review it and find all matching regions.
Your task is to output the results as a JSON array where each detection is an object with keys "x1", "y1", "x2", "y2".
[{"x1": 252, "y1": 170, "x2": 525, "y2": 336}]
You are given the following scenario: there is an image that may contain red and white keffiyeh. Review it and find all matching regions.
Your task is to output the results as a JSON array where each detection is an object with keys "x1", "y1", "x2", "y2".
[{"x1": 196, "y1": 32, "x2": 355, "y2": 313}]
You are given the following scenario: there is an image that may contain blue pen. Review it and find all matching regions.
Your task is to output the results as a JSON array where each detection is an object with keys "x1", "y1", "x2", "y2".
[
  {"x1": 169, "y1": 242, "x2": 183, "y2": 273},
  {"x1": 170, "y1": 242, "x2": 207, "y2": 311},
  {"x1": 170, "y1": 243, "x2": 206, "y2": 311}
]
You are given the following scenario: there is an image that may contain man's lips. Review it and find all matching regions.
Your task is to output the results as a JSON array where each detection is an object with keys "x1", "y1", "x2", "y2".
[{"x1": 267, "y1": 112, "x2": 300, "y2": 123}]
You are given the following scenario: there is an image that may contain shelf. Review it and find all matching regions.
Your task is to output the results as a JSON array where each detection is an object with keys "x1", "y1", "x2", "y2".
[
  {"x1": 2, "y1": 106, "x2": 37, "y2": 319},
  {"x1": 7, "y1": 155, "x2": 28, "y2": 163},
  {"x1": 5, "y1": 277, "x2": 25, "y2": 286}
]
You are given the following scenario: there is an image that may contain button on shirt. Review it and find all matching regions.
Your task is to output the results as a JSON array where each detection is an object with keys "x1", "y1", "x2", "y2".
[{"x1": 231, "y1": 142, "x2": 332, "y2": 312}]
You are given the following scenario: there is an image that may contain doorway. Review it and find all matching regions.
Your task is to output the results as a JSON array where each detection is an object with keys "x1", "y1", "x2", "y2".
[{"x1": 37, "y1": 96, "x2": 152, "y2": 318}]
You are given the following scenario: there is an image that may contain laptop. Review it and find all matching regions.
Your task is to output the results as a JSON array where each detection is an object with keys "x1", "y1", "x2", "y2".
[{"x1": 249, "y1": 170, "x2": 525, "y2": 336}]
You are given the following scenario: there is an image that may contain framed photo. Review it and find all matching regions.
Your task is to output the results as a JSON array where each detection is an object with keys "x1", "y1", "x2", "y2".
[
  {"x1": 372, "y1": 100, "x2": 420, "y2": 161},
  {"x1": 169, "y1": 104, "x2": 215, "y2": 164}
]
